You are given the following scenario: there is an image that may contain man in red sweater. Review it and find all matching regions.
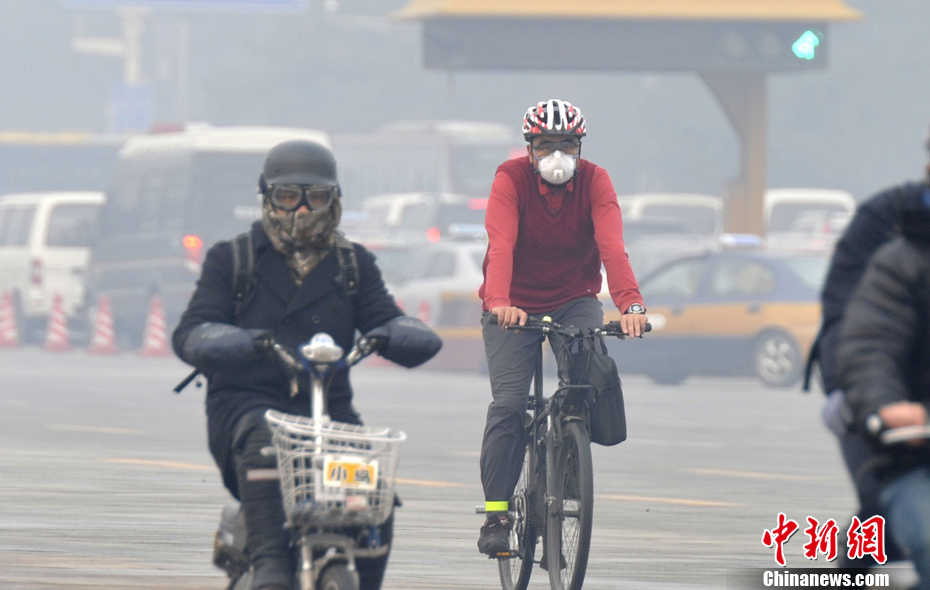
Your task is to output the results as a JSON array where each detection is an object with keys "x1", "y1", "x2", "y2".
[{"x1": 477, "y1": 98, "x2": 647, "y2": 555}]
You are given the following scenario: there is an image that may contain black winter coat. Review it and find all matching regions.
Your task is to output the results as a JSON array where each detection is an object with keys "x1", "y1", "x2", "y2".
[
  {"x1": 173, "y1": 221, "x2": 403, "y2": 493},
  {"x1": 806, "y1": 180, "x2": 928, "y2": 392},
  {"x1": 837, "y1": 216, "x2": 930, "y2": 482}
]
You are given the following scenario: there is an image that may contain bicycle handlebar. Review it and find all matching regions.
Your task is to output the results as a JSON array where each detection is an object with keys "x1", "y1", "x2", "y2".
[
  {"x1": 858, "y1": 408, "x2": 930, "y2": 445},
  {"x1": 502, "y1": 317, "x2": 651, "y2": 339},
  {"x1": 271, "y1": 335, "x2": 384, "y2": 374},
  {"x1": 875, "y1": 423, "x2": 930, "y2": 445}
]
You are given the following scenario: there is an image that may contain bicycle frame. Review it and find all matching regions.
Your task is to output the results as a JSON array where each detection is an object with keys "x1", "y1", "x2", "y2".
[
  {"x1": 493, "y1": 317, "x2": 647, "y2": 590},
  {"x1": 525, "y1": 346, "x2": 598, "y2": 533}
]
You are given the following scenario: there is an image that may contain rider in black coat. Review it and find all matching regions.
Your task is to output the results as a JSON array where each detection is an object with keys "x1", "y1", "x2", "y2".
[
  {"x1": 838, "y1": 198, "x2": 930, "y2": 583},
  {"x1": 808, "y1": 180, "x2": 928, "y2": 393},
  {"x1": 172, "y1": 140, "x2": 440, "y2": 590},
  {"x1": 174, "y1": 219, "x2": 403, "y2": 497},
  {"x1": 804, "y1": 142, "x2": 930, "y2": 544}
]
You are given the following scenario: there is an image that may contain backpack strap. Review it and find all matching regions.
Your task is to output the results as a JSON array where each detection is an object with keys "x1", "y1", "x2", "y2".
[
  {"x1": 177, "y1": 231, "x2": 252, "y2": 395},
  {"x1": 231, "y1": 230, "x2": 254, "y2": 318},
  {"x1": 334, "y1": 234, "x2": 359, "y2": 300}
]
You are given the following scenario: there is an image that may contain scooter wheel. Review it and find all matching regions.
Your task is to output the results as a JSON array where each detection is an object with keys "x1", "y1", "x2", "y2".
[{"x1": 319, "y1": 562, "x2": 359, "y2": 590}]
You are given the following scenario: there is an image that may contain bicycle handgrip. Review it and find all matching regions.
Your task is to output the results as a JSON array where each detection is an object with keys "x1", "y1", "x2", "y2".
[
  {"x1": 879, "y1": 425, "x2": 930, "y2": 445},
  {"x1": 603, "y1": 320, "x2": 651, "y2": 337}
]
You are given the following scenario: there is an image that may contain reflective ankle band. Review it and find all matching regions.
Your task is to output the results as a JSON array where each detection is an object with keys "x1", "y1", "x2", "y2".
[{"x1": 485, "y1": 501, "x2": 509, "y2": 512}]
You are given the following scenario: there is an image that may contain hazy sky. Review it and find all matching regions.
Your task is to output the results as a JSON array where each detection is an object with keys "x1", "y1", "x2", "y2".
[{"x1": 1, "y1": 0, "x2": 927, "y2": 201}]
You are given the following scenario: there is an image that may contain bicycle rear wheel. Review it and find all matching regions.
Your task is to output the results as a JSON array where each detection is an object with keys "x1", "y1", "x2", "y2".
[
  {"x1": 498, "y1": 443, "x2": 537, "y2": 590},
  {"x1": 546, "y1": 420, "x2": 593, "y2": 590}
]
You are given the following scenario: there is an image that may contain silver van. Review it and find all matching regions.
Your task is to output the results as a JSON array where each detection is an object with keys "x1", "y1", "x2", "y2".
[
  {"x1": 616, "y1": 193, "x2": 724, "y2": 235},
  {"x1": 616, "y1": 193, "x2": 724, "y2": 276},
  {"x1": 0, "y1": 191, "x2": 105, "y2": 341},
  {"x1": 764, "y1": 188, "x2": 856, "y2": 232}
]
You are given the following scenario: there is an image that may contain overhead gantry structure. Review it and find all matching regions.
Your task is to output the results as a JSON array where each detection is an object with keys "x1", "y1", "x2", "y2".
[{"x1": 396, "y1": 0, "x2": 861, "y2": 233}]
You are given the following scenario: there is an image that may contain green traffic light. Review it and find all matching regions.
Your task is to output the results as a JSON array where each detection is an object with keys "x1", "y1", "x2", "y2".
[{"x1": 792, "y1": 30, "x2": 821, "y2": 60}]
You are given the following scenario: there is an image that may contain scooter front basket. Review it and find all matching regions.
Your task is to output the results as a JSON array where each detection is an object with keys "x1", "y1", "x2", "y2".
[{"x1": 265, "y1": 410, "x2": 405, "y2": 528}]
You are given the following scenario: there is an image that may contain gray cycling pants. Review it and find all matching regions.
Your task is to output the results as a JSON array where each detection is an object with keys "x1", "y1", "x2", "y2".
[{"x1": 479, "y1": 296, "x2": 604, "y2": 504}]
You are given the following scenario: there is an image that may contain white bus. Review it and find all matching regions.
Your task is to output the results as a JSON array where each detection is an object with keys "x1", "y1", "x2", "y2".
[
  {"x1": 87, "y1": 124, "x2": 332, "y2": 346},
  {"x1": 332, "y1": 120, "x2": 523, "y2": 209}
]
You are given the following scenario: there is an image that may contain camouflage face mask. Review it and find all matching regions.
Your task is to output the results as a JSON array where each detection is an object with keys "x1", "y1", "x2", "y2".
[{"x1": 261, "y1": 194, "x2": 342, "y2": 284}]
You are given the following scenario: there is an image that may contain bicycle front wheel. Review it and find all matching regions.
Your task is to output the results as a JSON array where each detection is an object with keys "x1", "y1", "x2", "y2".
[
  {"x1": 319, "y1": 562, "x2": 359, "y2": 590},
  {"x1": 546, "y1": 420, "x2": 593, "y2": 590},
  {"x1": 498, "y1": 442, "x2": 537, "y2": 590}
]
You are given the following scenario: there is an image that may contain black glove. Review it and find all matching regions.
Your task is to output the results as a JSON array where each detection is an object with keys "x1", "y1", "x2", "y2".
[
  {"x1": 181, "y1": 322, "x2": 273, "y2": 372},
  {"x1": 365, "y1": 316, "x2": 442, "y2": 368}
]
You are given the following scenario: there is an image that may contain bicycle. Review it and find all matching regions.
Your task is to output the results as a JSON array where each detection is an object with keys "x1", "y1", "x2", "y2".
[
  {"x1": 212, "y1": 332, "x2": 406, "y2": 590},
  {"x1": 478, "y1": 316, "x2": 649, "y2": 590}
]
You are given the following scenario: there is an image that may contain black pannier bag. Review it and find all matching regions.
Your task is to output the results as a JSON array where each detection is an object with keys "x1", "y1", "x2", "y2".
[{"x1": 569, "y1": 334, "x2": 627, "y2": 446}]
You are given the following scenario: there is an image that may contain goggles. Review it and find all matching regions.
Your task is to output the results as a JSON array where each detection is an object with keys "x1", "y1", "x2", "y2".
[
  {"x1": 268, "y1": 184, "x2": 337, "y2": 212},
  {"x1": 531, "y1": 139, "x2": 581, "y2": 157}
]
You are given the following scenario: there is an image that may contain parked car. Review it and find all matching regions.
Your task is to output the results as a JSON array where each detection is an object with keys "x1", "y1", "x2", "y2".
[
  {"x1": 351, "y1": 236, "x2": 412, "y2": 286},
  {"x1": 388, "y1": 241, "x2": 486, "y2": 371},
  {"x1": 0, "y1": 191, "x2": 104, "y2": 341},
  {"x1": 356, "y1": 192, "x2": 488, "y2": 244},
  {"x1": 389, "y1": 240, "x2": 485, "y2": 326},
  {"x1": 86, "y1": 124, "x2": 331, "y2": 347},
  {"x1": 605, "y1": 248, "x2": 828, "y2": 387}
]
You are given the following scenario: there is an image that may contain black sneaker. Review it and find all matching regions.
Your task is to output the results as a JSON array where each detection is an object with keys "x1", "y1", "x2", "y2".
[{"x1": 477, "y1": 514, "x2": 512, "y2": 555}]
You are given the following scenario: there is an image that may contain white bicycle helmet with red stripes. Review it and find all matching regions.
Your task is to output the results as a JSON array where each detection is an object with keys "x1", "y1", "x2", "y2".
[{"x1": 522, "y1": 99, "x2": 586, "y2": 141}]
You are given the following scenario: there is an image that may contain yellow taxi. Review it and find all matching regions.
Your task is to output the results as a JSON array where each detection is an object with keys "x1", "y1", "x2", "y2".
[{"x1": 605, "y1": 245, "x2": 828, "y2": 387}]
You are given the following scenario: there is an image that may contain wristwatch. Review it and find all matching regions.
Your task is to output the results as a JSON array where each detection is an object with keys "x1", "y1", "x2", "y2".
[{"x1": 625, "y1": 303, "x2": 646, "y2": 314}]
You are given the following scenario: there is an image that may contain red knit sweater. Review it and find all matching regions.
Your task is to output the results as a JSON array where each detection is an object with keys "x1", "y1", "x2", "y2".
[{"x1": 479, "y1": 157, "x2": 643, "y2": 315}]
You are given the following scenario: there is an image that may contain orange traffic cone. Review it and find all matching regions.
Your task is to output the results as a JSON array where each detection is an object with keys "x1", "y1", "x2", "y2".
[
  {"x1": 87, "y1": 295, "x2": 118, "y2": 355},
  {"x1": 43, "y1": 294, "x2": 71, "y2": 352},
  {"x1": 0, "y1": 291, "x2": 19, "y2": 348},
  {"x1": 139, "y1": 295, "x2": 170, "y2": 357}
]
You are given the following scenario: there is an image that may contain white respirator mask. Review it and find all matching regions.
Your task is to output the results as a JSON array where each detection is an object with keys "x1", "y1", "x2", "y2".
[{"x1": 536, "y1": 150, "x2": 576, "y2": 185}]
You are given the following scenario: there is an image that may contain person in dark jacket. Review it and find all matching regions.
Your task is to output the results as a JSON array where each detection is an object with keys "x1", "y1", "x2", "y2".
[
  {"x1": 808, "y1": 176, "x2": 929, "y2": 395},
  {"x1": 805, "y1": 139, "x2": 930, "y2": 544},
  {"x1": 172, "y1": 139, "x2": 441, "y2": 590},
  {"x1": 838, "y1": 196, "x2": 930, "y2": 586}
]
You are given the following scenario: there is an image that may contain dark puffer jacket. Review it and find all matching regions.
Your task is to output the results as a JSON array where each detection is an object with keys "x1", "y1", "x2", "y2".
[
  {"x1": 172, "y1": 221, "x2": 403, "y2": 494},
  {"x1": 806, "y1": 181, "x2": 928, "y2": 393},
  {"x1": 837, "y1": 208, "x2": 930, "y2": 482}
]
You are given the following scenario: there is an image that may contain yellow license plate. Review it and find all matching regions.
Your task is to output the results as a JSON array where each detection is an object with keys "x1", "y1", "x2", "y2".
[{"x1": 323, "y1": 455, "x2": 378, "y2": 491}]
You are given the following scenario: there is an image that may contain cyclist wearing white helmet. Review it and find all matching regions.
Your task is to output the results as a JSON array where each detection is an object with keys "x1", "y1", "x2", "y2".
[{"x1": 476, "y1": 99, "x2": 647, "y2": 554}]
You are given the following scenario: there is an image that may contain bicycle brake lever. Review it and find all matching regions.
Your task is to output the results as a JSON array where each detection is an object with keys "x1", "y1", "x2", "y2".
[{"x1": 272, "y1": 343, "x2": 303, "y2": 372}]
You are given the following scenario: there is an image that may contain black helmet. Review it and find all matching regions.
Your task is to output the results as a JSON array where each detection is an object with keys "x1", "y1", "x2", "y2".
[{"x1": 260, "y1": 140, "x2": 338, "y2": 192}]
